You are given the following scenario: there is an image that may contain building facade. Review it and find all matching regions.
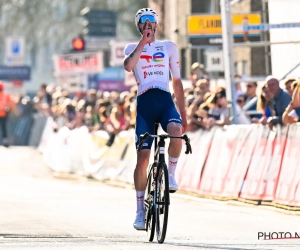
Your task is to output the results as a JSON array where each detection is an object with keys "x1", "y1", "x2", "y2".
[{"x1": 148, "y1": 0, "x2": 271, "y2": 80}]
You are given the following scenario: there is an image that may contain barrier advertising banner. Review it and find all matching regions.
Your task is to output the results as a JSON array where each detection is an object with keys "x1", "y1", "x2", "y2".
[
  {"x1": 177, "y1": 129, "x2": 214, "y2": 193},
  {"x1": 37, "y1": 122, "x2": 300, "y2": 210},
  {"x1": 222, "y1": 125, "x2": 253, "y2": 198},
  {"x1": 274, "y1": 125, "x2": 299, "y2": 206},
  {"x1": 239, "y1": 125, "x2": 272, "y2": 200},
  {"x1": 261, "y1": 125, "x2": 288, "y2": 201}
]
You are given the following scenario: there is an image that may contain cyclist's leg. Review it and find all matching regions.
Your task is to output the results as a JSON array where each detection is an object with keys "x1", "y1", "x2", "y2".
[
  {"x1": 133, "y1": 93, "x2": 155, "y2": 230},
  {"x1": 160, "y1": 94, "x2": 182, "y2": 191}
]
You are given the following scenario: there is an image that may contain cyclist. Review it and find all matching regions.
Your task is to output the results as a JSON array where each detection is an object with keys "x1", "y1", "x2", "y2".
[{"x1": 123, "y1": 8, "x2": 187, "y2": 230}]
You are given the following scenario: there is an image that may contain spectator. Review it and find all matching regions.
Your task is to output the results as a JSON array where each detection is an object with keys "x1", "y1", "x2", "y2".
[
  {"x1": 0, "y1": 82, "x2": 16, "y2": 147},
  {"x1": 105, "y1": 100, "x2": 129, "y2": 146},
  {"x1": 187, "y1": 79, "x2": 211, "y2": 122},
  {"x1": 252, "y1": 84, "x2": 274, "y2": 125},
  {"x1": 190, "y1": 62, "x2": 209, "y2": 88},
  {"x1": 243, "y1": 81, "x2": 260, "y2": 119},
  {"x1": 84, "y1": 89, "x2": 97, "y2": 111},
  {"x1": 236, "y1": 93, "x2": 247, "y2": 108},
  {"x1": 196, "y1": 78, "x2": 211, "y2": 95},
  {"x1": 283, "y1": 77, "x2": 297, "y2": 97},
  {"x1": 283, "y1": 80, "x2": 300, "y2": 124},
  {"x1": 187, "y1": 92, "x2": 216, "y2": 131},
  {"x1": 266, "y1": 76, "x2": 291, "y2": 128},
  {"x1": 204, "y1": 88, "x2": 230, "y2": 128},
  {"x1": 236, "y1": 93, "x2": 251, "y2": 124},
  {"x1": 34, "y1": 84, "x2": 53, "y2": 115},
  {"x1": 234, "y1": 74, "x2": 246, "y2": 99}
]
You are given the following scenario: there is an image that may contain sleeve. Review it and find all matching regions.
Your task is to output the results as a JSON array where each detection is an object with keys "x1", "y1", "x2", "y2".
[
  {"x1": 124, "y1": 43, "x2": 137, "y2": 56},
  {"x1": 166, "y1": 41, "x2": 181, "y2": 80}
]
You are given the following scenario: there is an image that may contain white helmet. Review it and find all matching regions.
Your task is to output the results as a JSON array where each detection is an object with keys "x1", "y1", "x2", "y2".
[{"x1": 135, "y1": 8, "x2": 158, "y2": 29}]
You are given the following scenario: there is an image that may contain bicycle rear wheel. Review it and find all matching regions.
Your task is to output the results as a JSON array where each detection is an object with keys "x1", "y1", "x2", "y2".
[
  {"x1": 145, "y1": 163, "x2": 156, "y2": 242},
  {"x1": 155, "y1": 162, "x2": 169, "y2": 244}
]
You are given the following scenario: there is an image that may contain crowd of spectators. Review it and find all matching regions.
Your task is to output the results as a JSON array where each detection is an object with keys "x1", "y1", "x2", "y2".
[
  {"x1": 184, "y1": 63, "x2": 300, "y2": 131},
  {"x1": 26, "y1": 63, "x2": 300, "y2": 147}
]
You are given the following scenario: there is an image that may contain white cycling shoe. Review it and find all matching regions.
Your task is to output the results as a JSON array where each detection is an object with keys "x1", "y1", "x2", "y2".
[
  {"x1": 169, "y1": 174, "x2": 179, "y2": 192},
  {"x1": 133, "y1": 210, "x2": 146, "y2": 230}
]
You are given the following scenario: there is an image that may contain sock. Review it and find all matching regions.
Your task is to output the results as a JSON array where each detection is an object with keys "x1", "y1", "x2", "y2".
[
  {"x1": 136, "y1": 190, "x2": 145, "y2": 212},
  {"x1": 168, "y1": 156, "x2": 179, "y2": 176}
]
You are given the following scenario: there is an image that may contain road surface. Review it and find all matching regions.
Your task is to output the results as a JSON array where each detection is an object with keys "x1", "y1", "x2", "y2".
[{"x1": 0, "y1": 146, "x2": 299, "y2": 249}]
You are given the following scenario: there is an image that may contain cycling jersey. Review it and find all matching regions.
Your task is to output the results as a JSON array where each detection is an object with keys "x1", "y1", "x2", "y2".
[
  {"x1": 124, "y1": 40, "x2": 182, "y2": 150},
  {"x1": 124, "y1": 40, "x2": 181, "y2": 96}
]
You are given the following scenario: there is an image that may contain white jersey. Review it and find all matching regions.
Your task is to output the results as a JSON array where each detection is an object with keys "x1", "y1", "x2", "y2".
[{"x1": 124, "y1": 40, "x2": 181, "y2": 96}]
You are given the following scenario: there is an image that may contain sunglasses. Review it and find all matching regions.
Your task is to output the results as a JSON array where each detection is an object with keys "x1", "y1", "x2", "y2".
[
  {"x1": 237, "y1": 99, "x2": 244, "y2": 103},
  {"x1": 246, "y1": 85, "x2": 254, "y2": 88},
  {"x1": 139, "y1": 15, "x2": 156, "y2": 24}
]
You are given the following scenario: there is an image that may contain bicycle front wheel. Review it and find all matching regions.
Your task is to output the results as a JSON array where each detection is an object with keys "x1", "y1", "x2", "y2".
[
  {"x1": 145, "y1": 163, "x2": 156, "y2": 242},
  {"x1": 155, "y1": 162, "x2": 169, "y2": 244}
]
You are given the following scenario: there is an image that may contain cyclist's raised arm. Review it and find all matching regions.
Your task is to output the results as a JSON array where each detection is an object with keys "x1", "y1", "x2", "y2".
[
  {"x1": 124, "y1": 43, "x2": 144, "y2": 72},
  {"x1": 167, "y1": 41, "x2": 187, "y2": 132},
  {"x1": 123, "y1": 30, "x2": 153, "y2": 72}
]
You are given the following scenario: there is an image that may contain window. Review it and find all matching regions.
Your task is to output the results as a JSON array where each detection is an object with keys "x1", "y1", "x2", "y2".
[{"x1": 191, "y1": 0, "x2": 211, "y2": 13}]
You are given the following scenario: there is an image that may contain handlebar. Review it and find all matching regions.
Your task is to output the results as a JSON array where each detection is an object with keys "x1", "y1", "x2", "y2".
[{"x1": 137, "y1": 132, "x2": 192, "y2": 154}]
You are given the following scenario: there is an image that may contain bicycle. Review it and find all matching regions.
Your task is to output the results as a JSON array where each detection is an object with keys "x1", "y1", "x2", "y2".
[{"x1": 137, "y1": 124, "x2": 192, "y2": 244}]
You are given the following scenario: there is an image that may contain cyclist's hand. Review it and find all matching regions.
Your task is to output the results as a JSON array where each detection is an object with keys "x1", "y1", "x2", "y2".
[{"x1": 141, "y1": 29, "x2": 153, "y2": 44}]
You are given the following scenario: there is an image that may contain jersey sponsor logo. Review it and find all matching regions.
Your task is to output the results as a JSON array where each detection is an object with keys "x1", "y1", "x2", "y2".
[
  {"x1": 142, "y1": 64, "x2": 165, "y2": 69},
  {"x1": 155, "y1": 46, "x2": 164, "y2": 51},
  {"x1": 144, "y1": 71, "x2": 164, "y2": 79},
  {"x1": 142, "y1": 65, "x2": 153, "y2": 69},
  {"x1": 140, "y1": 52, "x2": 164, "y2": 63}
]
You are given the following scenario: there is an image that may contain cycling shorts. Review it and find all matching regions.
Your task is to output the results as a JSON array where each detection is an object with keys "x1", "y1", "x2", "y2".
[{"x1": 135, "y1": 88, "x2": 182, "y2": 150}]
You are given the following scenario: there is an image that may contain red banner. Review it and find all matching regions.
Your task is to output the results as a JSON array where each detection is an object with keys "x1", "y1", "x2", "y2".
[{"x1": 53, "y1": 52, "x2": 104, "y2": 76}]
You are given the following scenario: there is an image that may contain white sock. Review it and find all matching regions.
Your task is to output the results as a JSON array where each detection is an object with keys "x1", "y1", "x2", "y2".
[
  {"x1": 168, "y1": 156, "x2": 179, "y2": 176},
  {"x1": 136, "y1": 190, "x2": 145, "y2": 212}
]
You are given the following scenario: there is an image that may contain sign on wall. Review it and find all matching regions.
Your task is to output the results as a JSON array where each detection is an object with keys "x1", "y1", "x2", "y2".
[
  {"x1": 188, "y1": 13, "x2": 261, "y2": 37},
  {"x1": 5, "y1": 36, "x2": 26, "y2": 66},
  {"x1": 52, "y1": 52, "x2": 104, "y2": 76},
  {"x1": 0, "y1": 66, "x2": 31, "y2": 80},
  {"x1": 205, "y1": 50, "x2": 224, "y2": 72}
]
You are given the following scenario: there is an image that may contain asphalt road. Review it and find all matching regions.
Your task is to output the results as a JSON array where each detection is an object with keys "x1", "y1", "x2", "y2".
[{"x1": 0, "y1": 146, "x2": 300, "y2": 250}]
